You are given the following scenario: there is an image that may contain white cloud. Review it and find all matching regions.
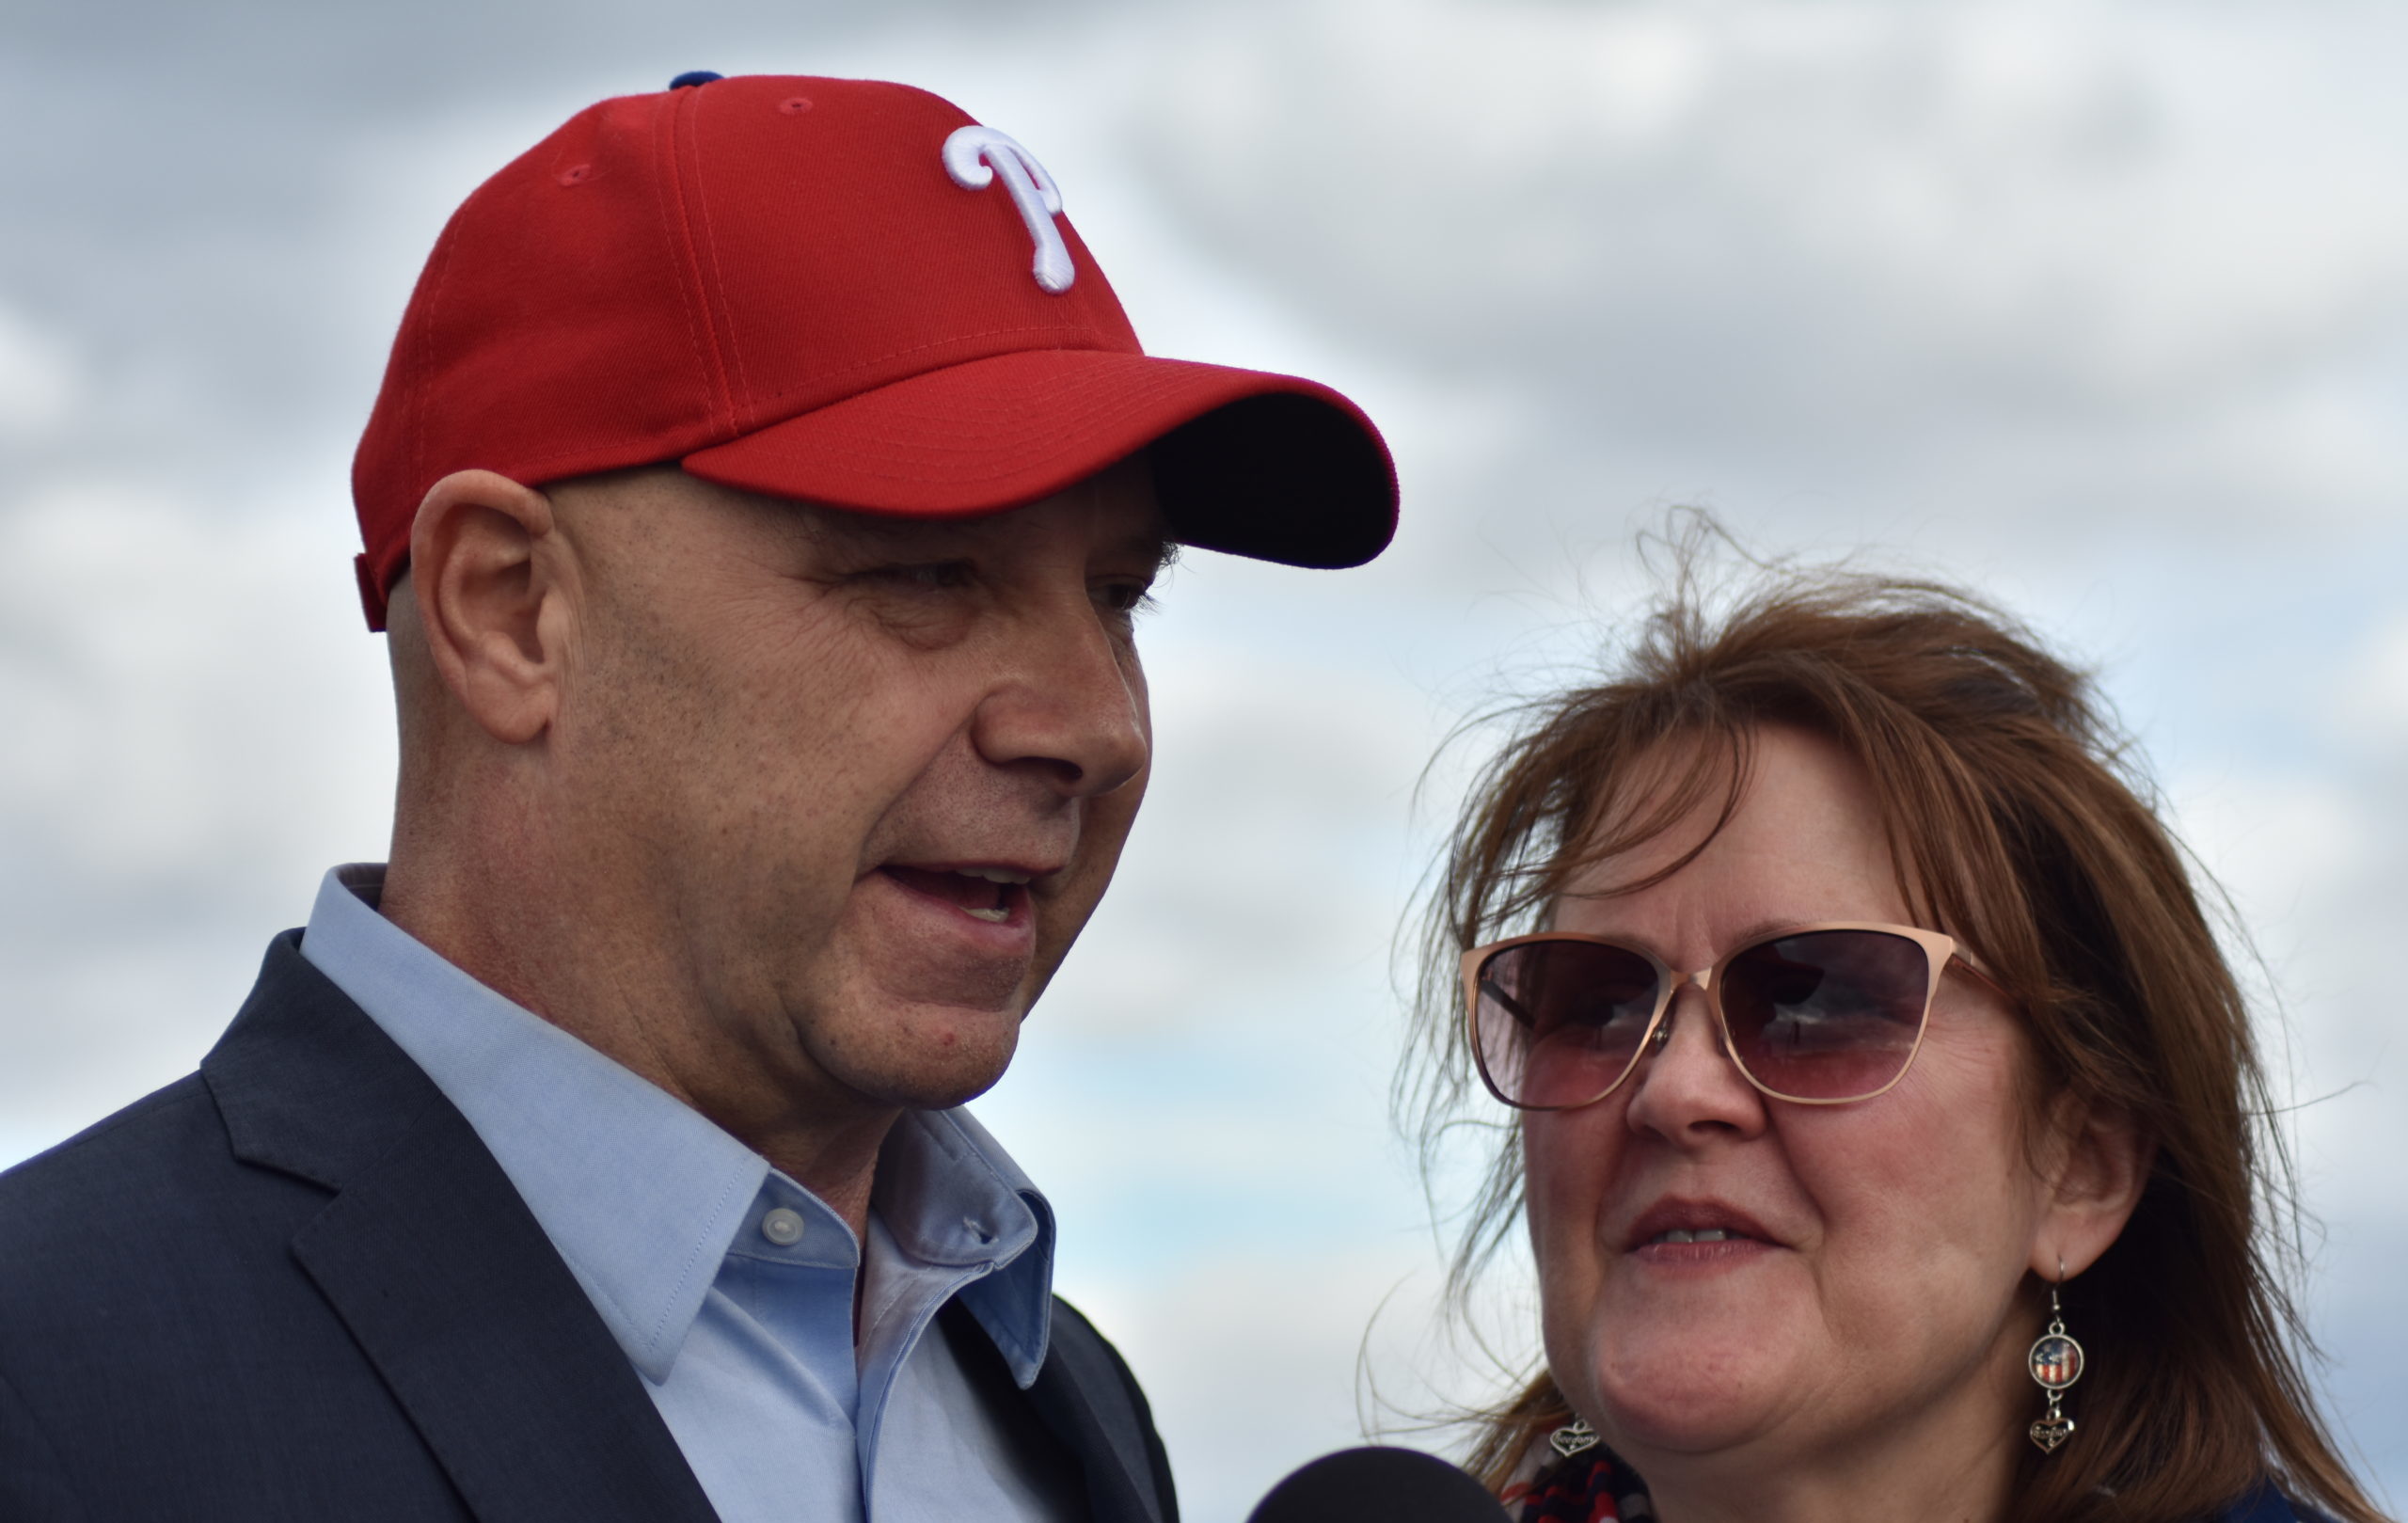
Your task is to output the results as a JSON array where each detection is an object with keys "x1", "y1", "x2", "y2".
[
  {"x1": 1129, "y1": 0, "x2": 2408, "y2": 532},
  {"x1": 0, "y1": 479, "x2": 391, "y2": 881},
  {"x1": 2325, "y1": 611, "x2": 2408, "y2": 751},
  {"x1": 1057, "y1": 1246, "x2": 1525, "y2": 1523},
  {"x1": 0, "y1": 472, "x2": 395, "y2": 1148},
  {"x1": 1144, "y1": 0, "x2": 2408, "y2": 379},
  {"x1": 0, "y1": 306, "x2": 80, "y2": 436}
]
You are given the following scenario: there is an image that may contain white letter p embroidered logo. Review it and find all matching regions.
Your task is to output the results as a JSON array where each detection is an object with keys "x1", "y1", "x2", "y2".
[{"x1": 942, "y1": 126, "x2": 1074, "y2": 294}]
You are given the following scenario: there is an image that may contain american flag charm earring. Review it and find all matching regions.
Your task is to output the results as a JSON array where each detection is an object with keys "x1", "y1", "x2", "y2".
[{"x1": 2026, "y1": 1271, "x2": 2084, "y2": 1453}]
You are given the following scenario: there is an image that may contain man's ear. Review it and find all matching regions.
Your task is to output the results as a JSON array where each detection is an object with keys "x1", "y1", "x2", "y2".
[
  {"x1": 2035, "y1": 1100, "x2": 2154, "y2": 1279},
  {"x1": 406, "y1": 468, "x2": 569, "y2": 746}
]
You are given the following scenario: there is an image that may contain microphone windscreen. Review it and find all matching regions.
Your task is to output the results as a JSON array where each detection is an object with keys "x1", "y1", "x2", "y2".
[{"x1": 1244, "y1": 1446, "x2": 1513, "y2": 1523}]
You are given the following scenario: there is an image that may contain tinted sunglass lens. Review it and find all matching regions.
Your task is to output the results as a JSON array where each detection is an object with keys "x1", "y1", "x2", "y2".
[
  {"x1": 1474, "y1": 941, "x2": 1661, "y2": 1107},
  {"x1": 1719, "y1": 930, "x2": 1929, "y2": 1100}
]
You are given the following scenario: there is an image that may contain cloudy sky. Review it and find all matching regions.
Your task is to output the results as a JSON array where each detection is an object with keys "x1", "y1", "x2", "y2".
[{"x1": 3, "y1": 1, "x2": 2403, "y2": 1516}]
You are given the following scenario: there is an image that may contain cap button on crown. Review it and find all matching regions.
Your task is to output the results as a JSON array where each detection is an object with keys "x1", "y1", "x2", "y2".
[{"x1": 667, "y1": 71, "x2": 724, "y2": 89}]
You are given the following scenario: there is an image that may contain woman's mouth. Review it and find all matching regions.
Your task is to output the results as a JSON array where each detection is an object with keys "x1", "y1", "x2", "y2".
[
  {"x1": 1643, "y1": 1228, "x2": 1743, "y2": 1245},
  {"x1": 1623, "y1": 1198, "x2": 1782, "y2": 1261},
  {"x1": 1631, "y1": 1227, "x2": 1774, "y2": 1268}
]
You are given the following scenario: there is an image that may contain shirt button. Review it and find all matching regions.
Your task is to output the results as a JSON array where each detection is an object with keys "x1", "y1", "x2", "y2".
[{"x1": 760, "y1": 1207, "x2": 806, "y2": 1246}]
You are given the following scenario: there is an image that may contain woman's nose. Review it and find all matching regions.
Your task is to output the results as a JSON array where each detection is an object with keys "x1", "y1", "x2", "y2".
[{"x1": 1623, "y1": 984, "x2": 1770, "y2": 1144}]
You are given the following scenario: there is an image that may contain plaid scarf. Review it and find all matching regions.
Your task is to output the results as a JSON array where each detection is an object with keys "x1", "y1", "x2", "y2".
[
  {"x1": 1502, "y1": 1447, "x2": 2327, "y2": 1523},
  {"x1": 1501, "y1": 1444, "x2": 1654, "y2": 1523}
]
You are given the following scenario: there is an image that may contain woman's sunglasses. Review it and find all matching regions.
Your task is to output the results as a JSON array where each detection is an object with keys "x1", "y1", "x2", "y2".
[{"x1": 1462, "y1": 922, "x2": 2000, "y2": 1110}]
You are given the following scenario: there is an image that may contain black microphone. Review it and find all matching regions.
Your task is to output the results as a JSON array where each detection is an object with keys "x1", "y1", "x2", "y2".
[{"x1": 1245, "y1": 1446, "x2": 1513, "y2": 1523}]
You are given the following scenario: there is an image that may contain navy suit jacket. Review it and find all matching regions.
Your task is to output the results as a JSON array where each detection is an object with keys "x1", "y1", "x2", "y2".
[{"x1": 0, "y1": 934, "x2": 1179, "y2": 1523}]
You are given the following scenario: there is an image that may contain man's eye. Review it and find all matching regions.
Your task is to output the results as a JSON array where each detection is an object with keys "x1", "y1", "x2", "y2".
[
  {"x1": 1096, "y1": 581, "x2": 1158, "y2": 617},
  {"x1": 859, "y1": 561, "x2": 974, "y2": 591}
]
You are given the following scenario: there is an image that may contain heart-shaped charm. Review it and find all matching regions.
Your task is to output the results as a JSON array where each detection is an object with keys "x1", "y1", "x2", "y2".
[
  {"x1": 1549, "y1": 1419, "x2": 1600, "y2": 1459},
  {"x1": 2029, "y1": 1416, "x2": 2075, "y2": 1453}
]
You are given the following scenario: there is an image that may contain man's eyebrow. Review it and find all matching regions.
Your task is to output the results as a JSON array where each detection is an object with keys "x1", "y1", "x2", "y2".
[
  {"x1": 788, "y1": 505, "x2": 1180, "y2": 575},
  {"x1": 789, "y1": 508, "x2": 948, "y2": 550},
  {"x1": 1118, "y1": 533, "x2": 1181, "y2": 579}
]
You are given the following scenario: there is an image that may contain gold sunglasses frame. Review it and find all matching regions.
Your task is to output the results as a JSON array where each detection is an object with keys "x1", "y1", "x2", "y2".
[{"x1": 1460, "y1": 921, "x2": 2002, "y2": 1110}]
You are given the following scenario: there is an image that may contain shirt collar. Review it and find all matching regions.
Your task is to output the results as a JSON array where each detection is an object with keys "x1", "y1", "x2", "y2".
[
  {"x1": 876, "y1": 1106, "x2": 1057, "y2": 1388},
  {"x1": 297, "y1": 864, "x2": 1057, "y2": 1387}
]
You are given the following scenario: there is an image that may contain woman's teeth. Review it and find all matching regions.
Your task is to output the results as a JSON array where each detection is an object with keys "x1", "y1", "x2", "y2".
[{"x1": 1653, "y1": 1229, "x2": 1735, "y2": 1245}]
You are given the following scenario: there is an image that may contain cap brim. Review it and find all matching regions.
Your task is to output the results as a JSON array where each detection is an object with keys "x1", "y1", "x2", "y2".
[{"x1": 679, "y1": 348, "x2": 1398, "y2": 568}]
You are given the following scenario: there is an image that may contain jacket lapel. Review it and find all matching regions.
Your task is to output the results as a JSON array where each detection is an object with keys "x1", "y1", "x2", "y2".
[
  {"x1": 1019, "y1": 1301, "x2": 1176, "y2": 1523},
  {"x1": 205, "y1": 935, "x2": 721, "y2": 1523}
]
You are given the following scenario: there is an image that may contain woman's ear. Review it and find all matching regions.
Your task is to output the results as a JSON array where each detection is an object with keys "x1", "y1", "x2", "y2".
[
  {"x1": 406, "y1": 469, "x2": 569, "y2": 746},
  {"x1": 2035, "y1": 1100, "x2": 2153, "y2": 1278}
]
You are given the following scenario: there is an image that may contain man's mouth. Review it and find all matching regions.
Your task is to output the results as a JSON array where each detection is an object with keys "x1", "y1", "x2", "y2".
[{"x1": 880, "y1": 865, "x2": 1035, "y2": 924}]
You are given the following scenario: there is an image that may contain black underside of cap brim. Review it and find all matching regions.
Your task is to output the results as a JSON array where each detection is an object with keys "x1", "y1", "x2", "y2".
[{"x1": 1150, "y1": 392, "x2": 1399, "y2": 569}]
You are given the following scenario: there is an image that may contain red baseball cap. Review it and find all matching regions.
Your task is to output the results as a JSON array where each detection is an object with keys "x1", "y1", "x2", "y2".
[{"x1": 349, "y1": 71, "x2": 1399, "y2": 631}]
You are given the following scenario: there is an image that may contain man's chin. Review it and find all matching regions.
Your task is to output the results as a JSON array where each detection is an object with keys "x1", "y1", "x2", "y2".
[{"x1": 821, "y1": 1003, "x2": 1026, "y2": 1112}]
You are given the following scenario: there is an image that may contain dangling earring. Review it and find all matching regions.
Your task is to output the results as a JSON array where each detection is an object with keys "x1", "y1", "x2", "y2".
[
  {"x1": 2026, "y1": 1263, "x2": 2085, "y2": 1453},
  {"x1": 1547, "y1": 1414, "x2": 1599, "y2": 1459}
]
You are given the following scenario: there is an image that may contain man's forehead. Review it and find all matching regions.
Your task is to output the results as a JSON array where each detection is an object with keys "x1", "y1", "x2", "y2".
[{"x1": 776, "y1": 480, "x2": 1178, "y2": 570}]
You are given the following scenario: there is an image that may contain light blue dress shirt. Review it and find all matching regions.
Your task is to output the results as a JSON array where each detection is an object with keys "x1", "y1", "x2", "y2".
[{"x1": 298, "y1": 865, "x2": 1082, "y2": 1523}]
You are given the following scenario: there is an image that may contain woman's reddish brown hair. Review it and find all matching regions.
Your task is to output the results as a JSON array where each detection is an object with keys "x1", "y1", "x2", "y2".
[{"x1": 1406, "y1": 538, "x2": 2382, "y2": 1523}]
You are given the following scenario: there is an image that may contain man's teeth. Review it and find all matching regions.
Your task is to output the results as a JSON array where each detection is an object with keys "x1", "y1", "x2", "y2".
[
  {"x1": 954, "y1": 867, "x2": 1022, "y2": 922},
  {"x1": 1654, "y1": 1229, "x2": 1736, "y2": 1245},
  {"x1": 957, "y1": 866, "x2": 1033, "y2": 885}
]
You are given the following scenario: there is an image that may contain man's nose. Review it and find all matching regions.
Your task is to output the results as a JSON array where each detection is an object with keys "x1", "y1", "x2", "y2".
[{"x1": 970, "y1": 598, "x2": 1149, "y2": 798}]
